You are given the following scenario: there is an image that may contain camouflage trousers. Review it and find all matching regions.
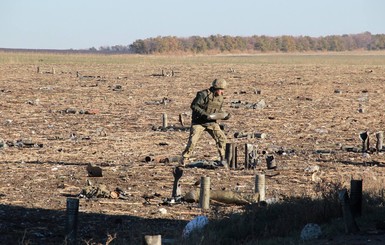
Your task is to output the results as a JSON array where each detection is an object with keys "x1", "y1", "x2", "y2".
[{"x1": 182, "y1": 123, "x2": 227, "y2": 161}]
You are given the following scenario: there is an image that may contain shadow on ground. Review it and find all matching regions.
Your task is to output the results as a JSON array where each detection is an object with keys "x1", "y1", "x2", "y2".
[{"x1": 0, "y1": 204, "x2": 187, "y2": 244}]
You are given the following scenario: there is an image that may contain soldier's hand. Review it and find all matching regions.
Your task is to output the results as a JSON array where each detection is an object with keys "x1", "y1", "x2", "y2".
[{"x1": 223, "y1": 113, "x2": 231, "y2": 120}]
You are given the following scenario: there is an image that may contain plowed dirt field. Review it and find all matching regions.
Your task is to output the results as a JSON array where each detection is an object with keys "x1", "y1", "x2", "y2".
[{"x1": 1, "y1": 52, "x2": 385, "y2": 244}]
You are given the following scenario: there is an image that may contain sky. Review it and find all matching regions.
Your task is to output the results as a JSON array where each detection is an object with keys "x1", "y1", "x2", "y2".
[{"x1": 1, "y1": 0, "x2": 384, "y2": 50}]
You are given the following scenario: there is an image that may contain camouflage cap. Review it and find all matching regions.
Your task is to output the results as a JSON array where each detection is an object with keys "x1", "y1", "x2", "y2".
[{"x1": 211, "y1": 78, "x2": 227, "y2": 90}]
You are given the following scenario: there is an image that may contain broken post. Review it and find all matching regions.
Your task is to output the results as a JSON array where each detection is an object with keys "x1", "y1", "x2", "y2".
[
  {"x1": 350, "y1": 179, "x2": 363, "y2": 217},
  {"x1": 66, "y1": 198, "x2": 79, "y2": 245},
  {"x1": 162, "y1": 113, "x2": 168, "y2": 129},
  {"x1": 359, "y1": 131, "x2": 369, "y2": 152},
  {"x1": 266, "y1": 155, "x2": 276, "y2": 169},
  {"x1": 255, "y1": 174, "x2": 266, "y2": 202},
  {"x1": 172, "y1": 167, "x2": 183, "y2": 197},
  {"x1": 376, "y1": 131, "x2": 383, "y2": 152},
  {"x1": 199, "y1": 176, "x2": 210, "y2": 210},
  {"x1": 338, "y1": 189, "x2": 359, "y2": 234},
  {"x1": 245, "y1": 143, "x2": 257, "y2": 169},
  {"x1": 143, "y1": 235, "x2": 161, "y2": 245}
]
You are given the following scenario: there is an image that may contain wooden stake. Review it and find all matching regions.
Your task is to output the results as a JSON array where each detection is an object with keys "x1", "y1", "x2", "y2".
[
  {"x1": 162, "y1": 113, "x2": 168, "y2": 129},
  {"x1": 376, "y1": 131, "x2": 383, "y2": 152},
  {"x1": 66, "y1": 198, "x2": 79, "y2": 245},
  {"x1": 199, "y1": 176, "x2": 210, "y2": 210},
  {"x1": 225, "y1": 143, "x2": 237, "y2": 169},
  {"x1": 225, "y1": 143, "x2": 233, "y2": 165},
  {"x1": 231, "y1": 144, "x2": 237, "y2": 169},
  {"x1": 338, "y1": 189, "x2": 359, "y2": 234},
  {"x1": 143, "y1": 235, "x2": 161, "y2": 245},
  {"x1": 350, "y1": 179, "x2": 363, "y2": 217},
  {"x1": 255, "y1": 174, "x2": 266, "y2": 202}
]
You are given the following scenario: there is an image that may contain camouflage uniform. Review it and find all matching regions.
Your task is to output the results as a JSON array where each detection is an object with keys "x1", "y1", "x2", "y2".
[{"x1": 182, "y1": 79, "x2": 228, "y2": 163}]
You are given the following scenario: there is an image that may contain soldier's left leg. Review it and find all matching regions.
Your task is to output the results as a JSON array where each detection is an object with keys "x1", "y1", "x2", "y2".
[{"x1": 207, "y1": 123, "x2": 227, "y2": 160}]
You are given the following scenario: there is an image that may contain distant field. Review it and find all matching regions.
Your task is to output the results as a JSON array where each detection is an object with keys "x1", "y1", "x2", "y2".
[{"x1": 1, "y1": 50, "x2": 385, "y2": 65}]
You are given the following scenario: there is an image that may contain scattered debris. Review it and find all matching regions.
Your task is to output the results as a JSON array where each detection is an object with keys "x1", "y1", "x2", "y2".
[
  {"x1": 230, "y1": 99, "x2": 266, "y2": 109},
  {"x1": 234, "y1": 131, "x2": 266, "y2": 139},
  {"x1": 2, "y1": 139, "x2": 43, "y2": 148},
  {"x1": 145, "y1": 97, "x2": 172, "y2": 105},
  {"x1": 184, "y1": 189, "x2": 259, "y2": 205},
  {"x1": 151, "y1": 125, "x2": 190, "y2": 132}
]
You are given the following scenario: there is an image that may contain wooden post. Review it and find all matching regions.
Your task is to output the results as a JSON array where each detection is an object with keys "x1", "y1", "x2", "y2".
[
  {"x1": 338, "y1": 189, "x2": 359, "y2": 234},
  {"x1": 143, "y1": 235, "x2": 161, "y2": 245},
  {"x1": 255, "y1": 174, "x2": 266, "y2": 202},
  {"x1": 66, "y1": 198, "x2": 79, "y2": 245},
  {"x1": 162, "y1": 113, "x2": 168, "y2": 129},
  {"x1": 376, "y1": 131, "x2": 383, "y2": 152},
  {"x1": 199, "y1": 176, "x2": 210, "y2": 210},
  {"x1": 245, "y1": 144, "x2": 250, "y2": 169},
  {"x1": 231, "y1": 144, "x2": 237, "y2": 169},
  {"x1": 350, "y1": 179, "x2": 363, "y2": 217},
  {"x1": 225, "y1": 143, "x2": 233, "y2": 165},
  {"x1": 359, "y1": 131, "x2": 369, "y2": 152},
  {"x1": 37, "y1": 66, "x2": 40, "y2": 73},
  {"x1": 225, "y1": 143, "x2": 237, "y2": 169}
]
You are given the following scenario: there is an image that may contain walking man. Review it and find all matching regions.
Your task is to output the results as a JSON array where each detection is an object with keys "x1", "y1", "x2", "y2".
[{"x1": 181, "y1": 78, "x2": 231, "y2": 166}]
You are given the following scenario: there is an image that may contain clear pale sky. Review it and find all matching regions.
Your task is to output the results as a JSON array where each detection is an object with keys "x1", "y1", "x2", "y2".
[{"x1": 1, "y1": 0, "x2": 384, "y2": 50}]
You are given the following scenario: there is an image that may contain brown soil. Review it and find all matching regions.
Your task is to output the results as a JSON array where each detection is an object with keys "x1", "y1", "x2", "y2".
[{"x1": 1, "y1": 54, "x2": 385, "y2": 244}]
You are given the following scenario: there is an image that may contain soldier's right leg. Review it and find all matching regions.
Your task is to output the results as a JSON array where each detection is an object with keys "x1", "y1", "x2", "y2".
[{"x1": 181, "y1": 124, "x2": 205, "y2": 165}]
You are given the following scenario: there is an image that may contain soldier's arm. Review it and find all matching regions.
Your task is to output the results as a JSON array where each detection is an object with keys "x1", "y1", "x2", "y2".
[{"x1": 191, "y1": 92, "x2": 209, "y2": 118}]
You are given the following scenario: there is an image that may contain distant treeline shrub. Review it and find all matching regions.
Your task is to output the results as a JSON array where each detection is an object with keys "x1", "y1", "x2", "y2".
[{"x1": 94, "y1": 32, "x2": 385, "y2": 54}]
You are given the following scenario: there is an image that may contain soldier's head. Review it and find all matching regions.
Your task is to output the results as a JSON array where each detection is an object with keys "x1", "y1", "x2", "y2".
[{"x1": 211, "y1": 78, "x2": 227, "y2": 96}]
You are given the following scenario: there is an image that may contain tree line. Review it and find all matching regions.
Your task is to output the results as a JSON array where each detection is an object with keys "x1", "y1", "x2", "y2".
[{"x1": 92, "y1": 32, "x2": 385, "y2": 54}]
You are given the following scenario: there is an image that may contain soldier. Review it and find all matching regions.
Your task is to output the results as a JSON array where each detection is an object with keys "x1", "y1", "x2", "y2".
[{"x1": 181, "y1": 78, "x2": 231, "y2": 167}]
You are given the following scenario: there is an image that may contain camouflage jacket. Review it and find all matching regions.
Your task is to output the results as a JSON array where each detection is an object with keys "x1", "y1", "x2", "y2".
[{"x1": 191, "y1": 88, "x2": 224, "y2": 125}]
